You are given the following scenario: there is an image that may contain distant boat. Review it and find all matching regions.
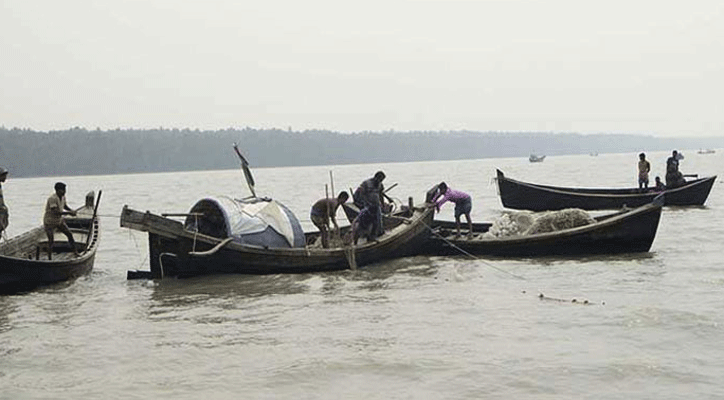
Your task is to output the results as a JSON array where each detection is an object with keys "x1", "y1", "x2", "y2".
[
  {"x1": 529, "y1": 154, "x2": 546, "y2": 163},
  {"x1": 698, "y1": 149, "x2": 715, "y2": 154},
  {"x1": 589, "y1": 152, "x2": 598, "y2": 156}
]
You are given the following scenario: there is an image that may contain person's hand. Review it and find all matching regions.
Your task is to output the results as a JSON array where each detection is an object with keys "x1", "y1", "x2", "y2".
[{"x1": 71, "y1": 210, "x2": 77, "y2": 216}]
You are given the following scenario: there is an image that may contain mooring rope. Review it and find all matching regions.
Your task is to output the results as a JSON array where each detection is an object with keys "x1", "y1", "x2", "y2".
[
  {"x1": 127, "y1": 228, "x2": 149, "y2": 271},
  {"x1": 418, "y1": 218, "x2": 527, "y2": 280},
  {"x1": 418, "y1": 214, "x2": 601, "y2": 305}
]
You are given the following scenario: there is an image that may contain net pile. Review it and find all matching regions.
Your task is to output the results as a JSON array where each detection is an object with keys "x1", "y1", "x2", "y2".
[{"x1": 484, "y1": 209, "x2": 595, "y2": 238}]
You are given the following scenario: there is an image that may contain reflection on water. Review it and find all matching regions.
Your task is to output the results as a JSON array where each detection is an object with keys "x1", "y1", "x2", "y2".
[{"x1": 0, "y1": 299, "x2": 15, "y2": 334}]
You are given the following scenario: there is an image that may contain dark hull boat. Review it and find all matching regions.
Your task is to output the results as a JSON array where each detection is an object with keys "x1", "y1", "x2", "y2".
[
  {"x1": 0, "y1": 192, "x2": 101, "y2": 294},
  {"x1": 428, "y1": 196, "x2": 663, "y2": 257},
  {"x1": 122, "y1": 145, "x2": 435, "y2": 279},
  {"x1": 121, "y1": 200, "x2": 433, "y2": 279},
  {"x1": 496, "y1": 169, "x2": 716, "y2": 211}
]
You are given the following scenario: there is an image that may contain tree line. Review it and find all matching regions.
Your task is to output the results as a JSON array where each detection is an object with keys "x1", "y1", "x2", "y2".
[{"x1": 1, "y1": 127, "x2": 721, "y2": 178}]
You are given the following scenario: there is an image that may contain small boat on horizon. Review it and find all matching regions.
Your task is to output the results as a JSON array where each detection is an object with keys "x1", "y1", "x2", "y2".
[
  {"x1": 529, "y1": 154, "x2": 546, "y2": 163},
  {"x1": 698, "y1": 149, "x2": 716, "y2": 154}
]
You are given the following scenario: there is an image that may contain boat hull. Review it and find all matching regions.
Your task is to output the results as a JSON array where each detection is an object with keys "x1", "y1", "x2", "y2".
[
  {"x1": 0, "y1": 215, "x2": 100, "y2": 294},
  {"x1": 496, "y1": 169, "x2": 716, "y2": 211},
  {"x1": 122, "y1": 205, "x2": 434, "y2": 279},
  {"x1": 428, "y1": 199, "x2": 663, "y2": 256}
]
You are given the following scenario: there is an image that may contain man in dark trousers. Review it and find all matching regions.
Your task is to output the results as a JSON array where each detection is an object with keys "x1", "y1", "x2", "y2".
[
  {"x1": 43, "y1": 182, "x2": 79, "y2": 259},
  {"x1": 353, "y1": 171, "x2": 386, "y2": 240},
  {"x1": 665, "y1": 150, "x2": 686, "y2": 188}
]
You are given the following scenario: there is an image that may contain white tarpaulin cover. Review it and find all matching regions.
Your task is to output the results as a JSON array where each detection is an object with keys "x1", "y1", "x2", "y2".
[{"x1": 185, "y1": 196, "x2": 305, "y2": 248}]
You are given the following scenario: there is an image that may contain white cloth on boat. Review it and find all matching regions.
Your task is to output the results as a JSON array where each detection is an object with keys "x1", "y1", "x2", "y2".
[
  {"x1": 187, "y1": 196, "x2": 305, "y2": 248},
  {"x1": 484, "y1": 209, "x2": 595, "y2": 238}
]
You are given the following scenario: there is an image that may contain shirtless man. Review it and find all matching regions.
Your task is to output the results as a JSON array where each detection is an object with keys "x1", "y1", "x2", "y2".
[
  {"x1": 638, "y1": 153, "x2": 651, "y2": 189},
  {"x1": 310, "y1": 191, "x2": 348, "y2": 248}
]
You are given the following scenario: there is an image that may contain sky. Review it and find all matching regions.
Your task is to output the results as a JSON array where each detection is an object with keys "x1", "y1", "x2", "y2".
[{"x1": 1, "y1": 0, "x2": 723, "y2": 137}]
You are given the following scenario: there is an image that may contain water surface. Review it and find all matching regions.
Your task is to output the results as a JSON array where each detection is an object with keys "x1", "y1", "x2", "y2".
[{"x1": 1, "y1": 150, "x2": 722, "y2": 399}]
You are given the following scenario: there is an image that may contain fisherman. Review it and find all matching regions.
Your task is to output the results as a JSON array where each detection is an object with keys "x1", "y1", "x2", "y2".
[
  {"x1": 637, "y1": 152, "x2": 651, "y2": 189},
  {"x1": 310, "y1": 191, "x2": 349, "y2": 248},
  {"x1": 653, "y1": 176, "x2": 666, "y2": 192},
  {"x1": 352, "y1": 171, "x2": 386, "y2": 239},
  {"x1": 431, "y1": 182, "x2": 473, "y2": 239},
  {"x1": 0, "y1": 167, "x2": 8, "y2": 238},
  {"x1": 665, "y1": 150, "x2": 686, "y2": 188},
  {"x1": 350, "y1": 206, "x2": 376, "y2": 245},
  {"x1": 43, "y1": 182, "x2": 79, "y2": 259}
]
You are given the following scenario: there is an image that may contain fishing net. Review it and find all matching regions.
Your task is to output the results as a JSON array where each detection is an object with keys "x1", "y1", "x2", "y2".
[{"x1": 484, "y1": 209, "x2": 595, "y2": 238}]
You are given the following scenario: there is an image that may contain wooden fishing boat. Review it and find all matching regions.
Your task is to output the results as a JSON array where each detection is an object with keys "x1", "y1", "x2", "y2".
[
  {"x1": 496, "y1": 169, "x2": 716, "y2": 211},
  {"x1": 428, "y1": 195, "x2": 663, "y2": 257},
  {"x1": 0, "y1": 191, "x2": 101, "y2": 294},
  {"x1": 122, "y1": 145, "x2": 435, "y2": 279},
  {"x1": 121, "y1": 201, "x2": 433, "y2": 279},
  {"x1": 529, "y1": 154, "x2": 546, "y2": 163}
]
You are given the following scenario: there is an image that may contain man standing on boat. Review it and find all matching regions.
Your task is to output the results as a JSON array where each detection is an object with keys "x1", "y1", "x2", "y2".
[
  {"x1": 432, "y1": 182, "x2": 473, "y2": 239},
  {"x1": 353, "y1": 171, "x2": 386, "y2": 240},
  {"x1": 637, "y1": 153, "x2": 651, "y2": 189},
  {"x1": 666, "y1": 150, "x2": 686, "y2": 188},
  {"x1": 310, "y1": 191, "x2": 349, "y2": 248},
  {"x1": 0, "y1": 167, "x2": 8, "y2": 238},
  {"x1": 43, "y1": 182, "x2": 79, "y2": 259}
]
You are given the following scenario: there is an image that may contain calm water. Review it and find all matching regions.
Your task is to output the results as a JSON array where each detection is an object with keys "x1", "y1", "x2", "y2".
[{"x1": 1, "y1": 150, "x2": 722, "y2": 399}]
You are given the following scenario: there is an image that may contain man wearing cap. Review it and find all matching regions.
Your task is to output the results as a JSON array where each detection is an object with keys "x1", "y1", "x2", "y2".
[
  {"x1": 0, "y1": 167, "x2": 8, "y2": 237},
  {"x1": 43, "y1": 182, "x2": 79, "y2": 259}
]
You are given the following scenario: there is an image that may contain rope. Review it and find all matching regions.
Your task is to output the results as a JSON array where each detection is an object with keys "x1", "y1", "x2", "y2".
[
  {"x1": 127, "y1": 229, "x2": 149, "y2": 271},
  {"x1": 420, "y1": 212, "x2": 604, "y2": 305},
  {"x1": 94, "y1": 214, "x2": 122, "y2": 218},
  {"x1": 421, "y1": 219, "x2": 527, "y2": 280}
]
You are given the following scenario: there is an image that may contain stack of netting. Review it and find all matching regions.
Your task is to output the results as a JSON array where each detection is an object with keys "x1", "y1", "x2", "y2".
[{"x1": 484, "y1": 209, "x2": 595, "y2": 239}]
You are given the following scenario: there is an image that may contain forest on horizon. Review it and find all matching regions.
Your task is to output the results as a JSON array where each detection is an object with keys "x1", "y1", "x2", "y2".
[{"x1": 1, "y1": 127, "x2": 722, "y2": 178}]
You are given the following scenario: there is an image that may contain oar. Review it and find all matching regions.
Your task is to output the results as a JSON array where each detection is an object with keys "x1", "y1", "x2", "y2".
[
  {"x1": 83, "y1": 190, "x2": 102, "y2": 253},
  {"x1": 329, "y1": 171, "x2": 342, "y2": 244},
  {"x1": 382, "y1": 182, "x2": 397, "y2": 204}
]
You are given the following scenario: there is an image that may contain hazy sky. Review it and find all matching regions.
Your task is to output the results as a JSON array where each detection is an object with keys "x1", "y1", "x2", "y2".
[{"x1": 2, "y1": 0, "x2": 723, "y2": 136}]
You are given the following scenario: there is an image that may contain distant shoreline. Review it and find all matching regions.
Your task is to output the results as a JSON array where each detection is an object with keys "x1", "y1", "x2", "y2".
[{"x1": 1, "y1": 127, "x2": 721, "y2": 178}]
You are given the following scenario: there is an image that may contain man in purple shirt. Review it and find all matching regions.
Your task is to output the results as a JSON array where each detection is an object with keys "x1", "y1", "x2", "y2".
[{"x1": 432, "y1": 182, "x2": 473, "y2": 239}]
